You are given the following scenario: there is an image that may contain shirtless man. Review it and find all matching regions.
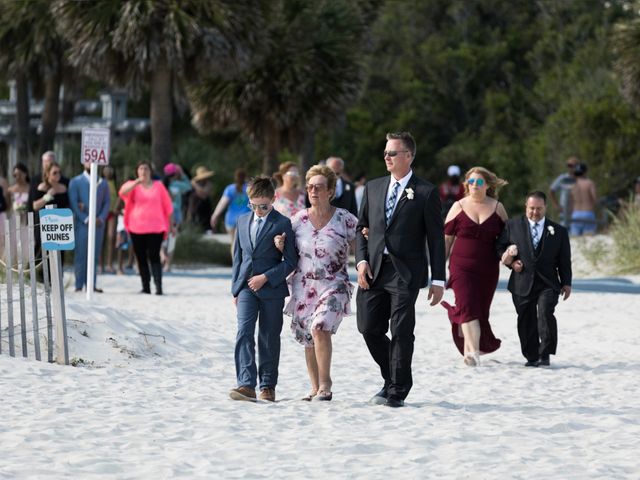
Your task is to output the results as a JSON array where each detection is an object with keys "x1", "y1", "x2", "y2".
[{"x1": 570, "y1": 163, "x2": 597, "y2": 236}]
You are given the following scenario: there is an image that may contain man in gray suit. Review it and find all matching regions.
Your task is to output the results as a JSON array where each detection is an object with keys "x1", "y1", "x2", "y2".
[
  {"x1": 356, "y1": 131, "x2": 446, "y2": 407},
  {"x1": 229, "y1": 176, "x2": 297, "y2": 402}
]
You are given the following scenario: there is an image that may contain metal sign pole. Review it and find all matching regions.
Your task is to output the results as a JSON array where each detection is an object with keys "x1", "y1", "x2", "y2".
[{"x1": 86, "y1": 162, "x2": 98, "y2": 300}]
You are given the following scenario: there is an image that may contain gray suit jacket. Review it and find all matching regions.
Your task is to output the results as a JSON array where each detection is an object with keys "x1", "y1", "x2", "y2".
[{"x1": 231, "y1": 209, "x2": 297, "y2": 298}]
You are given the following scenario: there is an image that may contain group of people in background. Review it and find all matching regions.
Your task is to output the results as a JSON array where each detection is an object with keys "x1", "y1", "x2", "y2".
[{"x1": 227, "y1": 131, "x2": 574, "y2": 409}]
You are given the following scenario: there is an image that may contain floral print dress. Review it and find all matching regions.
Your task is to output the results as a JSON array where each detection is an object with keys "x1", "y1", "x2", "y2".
[
  {"x1": 285, "y1": 208, "x2": 357, "y2": 346},
  {"x1": 273, "y1": 188, "x2": 306, "y2": 218}
]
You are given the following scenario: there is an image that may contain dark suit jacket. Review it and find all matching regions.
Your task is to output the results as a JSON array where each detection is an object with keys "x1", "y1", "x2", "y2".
[
  {"x1": 231, "y1": 208, "x2": 298, "y2": 299},
  {"x1": 332, "y1": 178, "x2": 358, "y2": 217},
  {"x1": 496, "y1": 216, "x2": 572, "y2": 297},
  {"x1": 356, "y1": 173, "x2": 446, "y2": 290}
]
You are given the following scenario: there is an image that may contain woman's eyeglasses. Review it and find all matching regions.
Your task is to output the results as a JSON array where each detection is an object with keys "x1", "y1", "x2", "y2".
[
  {"x1": 50, "y1": 171, "x2": 61, "y2": 176},
  {"x1": 383, "y1": 150, "x2": 409, "y2": 157},
  {"x1": 248, "y1": 202, "x2": 270, "y2": 211},
  {"x1": 467, "y1": 178, "x2": 485, "y2": 187},
  {"x1": 306, "y1": 183, "x2": 328, "y2": 192}
]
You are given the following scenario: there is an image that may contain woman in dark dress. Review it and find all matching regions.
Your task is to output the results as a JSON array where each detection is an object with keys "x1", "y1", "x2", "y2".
[
  {"x1": 441, "y1": 166, "x2": 508, "y2": 366},
  {"x1": 32, "y1": 161, "x2": 69, "y2": 211}
]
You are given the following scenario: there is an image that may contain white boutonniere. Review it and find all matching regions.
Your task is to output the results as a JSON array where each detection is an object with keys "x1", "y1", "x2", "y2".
[
  {"x1": 345, "y1": 184, "x2": 351, "y2": 191},
  {"x1": 547, "y1": 225, "x2": 555, "y2": 235},
  {"x1": 405, "y1": 188, "x2": 414, "y2": 200}
]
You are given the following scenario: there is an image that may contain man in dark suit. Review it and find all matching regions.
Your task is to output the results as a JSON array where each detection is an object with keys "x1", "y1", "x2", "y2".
[
  {"x1": 356, "y1": 131, "x2": 446, "y2": 408},
  {"x1": 230, "y1": 176, "x2": 298, "y2": 402},
  {"x1": 326, "y1": 156, "x2": 358, "y2": 216},
  {"x1": 497, "y1": 191, "x2": 572, "y2": 367}
]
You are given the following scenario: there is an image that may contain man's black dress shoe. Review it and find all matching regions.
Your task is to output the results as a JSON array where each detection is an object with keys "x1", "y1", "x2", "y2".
[
  {"x1": 369, "y1": 386, "x2": 388, "y2": 405},
  {"x1": 524, "y1": 360, "x2": 539, "y2": 367},
  {"x1": 538, "y1": 356, "x2": 550, "y2": 367},
  {"x1": 384, "y1": 396, "x2": 405, "y2": 408}
]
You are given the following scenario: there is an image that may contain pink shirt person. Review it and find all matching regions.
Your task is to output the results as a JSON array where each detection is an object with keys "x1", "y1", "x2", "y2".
[{"x1": 119, "y1": 180, "x2": 173, "y2": 235}]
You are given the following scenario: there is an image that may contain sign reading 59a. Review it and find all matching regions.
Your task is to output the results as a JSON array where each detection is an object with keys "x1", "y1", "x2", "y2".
[{"x1": 81, "y1": 127, "x2": 110, "y2": 165}]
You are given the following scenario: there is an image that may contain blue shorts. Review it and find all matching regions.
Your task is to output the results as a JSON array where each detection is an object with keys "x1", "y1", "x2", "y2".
[{"x1": 570, "y1": 210, "x2": 596, "y2": 236}]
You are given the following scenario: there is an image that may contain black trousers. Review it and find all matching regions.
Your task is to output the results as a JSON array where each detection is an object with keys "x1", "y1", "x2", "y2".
[
  {"x1": 130, "y1": 232, "x2": 164, "y2": 290},
  {"x1": 512, "y1": 278, "x2": 559, "y2": 362},
  {"x1": 356, "y1": 257, "x2": 419, "y2": 400}
]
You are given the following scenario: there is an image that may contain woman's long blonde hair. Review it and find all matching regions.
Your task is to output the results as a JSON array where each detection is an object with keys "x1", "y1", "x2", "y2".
[{"x1": 463, "y1": 166, "x2": 508, "y2": 199}]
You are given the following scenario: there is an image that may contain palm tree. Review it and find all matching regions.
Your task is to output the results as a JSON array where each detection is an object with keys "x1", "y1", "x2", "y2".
[
  {"x1": 0, "y1": 0, "x2": 69, "y2": 167},
  {"x1": 54, "y1": 0, "x2": 263, "y2": 170},
  {"x1": 189, "y1": 0, "x2": 379, "y2": 174}
]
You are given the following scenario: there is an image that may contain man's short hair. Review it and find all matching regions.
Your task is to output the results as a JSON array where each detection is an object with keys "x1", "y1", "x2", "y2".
[
  {"x1": 386, "y1": 131, "x2": 416, "y2": 157},
  {"x1": 248, "y1": 175, "x2": 275, "y2": 199},
  {"x1": 527, "y1": 191, "x2": 547, "y2": 203},
  {"x1": 42, "y1": 150, "x2": 56, "y2": 161}
]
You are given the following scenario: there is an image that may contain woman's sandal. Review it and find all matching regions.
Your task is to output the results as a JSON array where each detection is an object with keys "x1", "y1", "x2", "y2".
[
  {"x1": 301, "y1": 392, "x2": 317, "y2": 401},
  {"x1": 315, "y1": 390, "x2": 333, "y2": 401}
]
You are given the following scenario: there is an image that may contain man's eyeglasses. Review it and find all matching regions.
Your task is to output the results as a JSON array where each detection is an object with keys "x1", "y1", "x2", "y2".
[
  {"x1": 248, "y1": 202, "x2": 270, "y2": 211},
  {"x1": 306, "y1": 183, "x2": 328, "y2": 192},
  {"x1": 467, "y1": 178, "x2": 485, "y2": 187},
  {"x1": 383, "y1": 150, "x2": 409, "y2": 157}
]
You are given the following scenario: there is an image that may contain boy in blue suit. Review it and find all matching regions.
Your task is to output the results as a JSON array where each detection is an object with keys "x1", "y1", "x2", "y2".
[
  {"x1": 68, "y1": 161, "x2": 110, "y2": 292},
  {"x1": 230, "y1": 176, "x2": 297, "y2": 402}
]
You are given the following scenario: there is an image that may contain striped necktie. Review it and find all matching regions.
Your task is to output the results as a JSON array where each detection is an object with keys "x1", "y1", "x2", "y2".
[
  {"x1": 386, "y1": 181, "x2": 400, "y2": 224},
  {"x1": 531, "y1": 222, "x2": 541, "y2": 248}
]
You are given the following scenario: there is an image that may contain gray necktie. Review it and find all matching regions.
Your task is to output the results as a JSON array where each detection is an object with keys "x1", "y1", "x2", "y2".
[
  {"x1": 251, "y1": 217, "x2": 263, "y2": 246},
  {"x1": 386, "y1": 182, "x2": 400, "y2": 224},
  {"x1": 531, "y1": 222, "x2": 540, "y2": 248}
]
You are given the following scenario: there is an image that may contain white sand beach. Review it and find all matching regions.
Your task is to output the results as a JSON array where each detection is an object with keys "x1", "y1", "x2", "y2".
[{"x1": 1, "y1": 239, "x2": 639, "y2": 479}]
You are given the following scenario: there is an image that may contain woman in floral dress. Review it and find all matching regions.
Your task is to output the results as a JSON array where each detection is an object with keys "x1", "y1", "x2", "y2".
[
  {"x1": 277, "y1": 164, "x2": 357, "y2": 401},
  {"x1": 272, "y1": 161, "x2": 306, "y2": 218}
]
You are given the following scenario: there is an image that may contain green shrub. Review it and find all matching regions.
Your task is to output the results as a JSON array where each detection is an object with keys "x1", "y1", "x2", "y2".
[{"x1": 172, "y1": 226, "x2": 232, "y2": 266}]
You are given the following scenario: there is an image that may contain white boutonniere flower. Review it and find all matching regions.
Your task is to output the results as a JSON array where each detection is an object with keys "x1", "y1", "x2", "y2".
[
  {"x1": 345, "y1": 184, "x2": 351, "y2": 191},
  {"x1": 547, "y1": 225, "x2": 555, "y2": 235},
  {"x1": 405, "y1": 188, "x2": 414, "y2": 200}
]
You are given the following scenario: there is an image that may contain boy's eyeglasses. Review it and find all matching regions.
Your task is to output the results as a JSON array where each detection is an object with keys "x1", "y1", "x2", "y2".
[
  {"x1": 467, "y1": 178, "x2": 485, "y2": 187},
  {"x1": 248, "y1": 202, "x2": 270, "y2": 211}
]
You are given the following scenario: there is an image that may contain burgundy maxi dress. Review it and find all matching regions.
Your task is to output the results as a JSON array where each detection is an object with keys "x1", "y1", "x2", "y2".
[{"x1": 441, "y1": 208, "x2": 503, "y2": 355}]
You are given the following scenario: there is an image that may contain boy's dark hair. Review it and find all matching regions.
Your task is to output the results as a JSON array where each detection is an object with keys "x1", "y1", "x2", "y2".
[{"x1": 248, "y1": 175, "x2": 275, "y2": 199}]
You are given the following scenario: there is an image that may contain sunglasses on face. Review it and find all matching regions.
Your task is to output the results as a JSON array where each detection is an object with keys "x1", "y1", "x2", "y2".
[
  {"x1": 248, "y1": 202, "x2": 270, "y2": 211},
  {"x1": 306, "y1": 183, "x2": 328, "y2": 192},
  {"x1": 383, "y1": 150, "x2": 409, "y2": 158},
  {"x1": 284, "y1": 171, "x2": 299, "y2": 177},
  {"x1": 467, "y1": 178, "x2": 485, "y2": 187},
  {"x1": 567, "y1": 164, "x2": 576, "y2": 168}
]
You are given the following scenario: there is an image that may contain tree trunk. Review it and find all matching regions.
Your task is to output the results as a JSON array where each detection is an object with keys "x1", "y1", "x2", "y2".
[
  {"x1": 39, "y1": 67, "x2": 62, "y2": 154},
  {"x1": 61, "y1": 66, "x2": 79, "y2": 126},
  {"x1": 299, "y1": 128, "x2": 315, "y2": 172},
  {"x1": 150, "y1": 61, "x2": 173, "y2": 170},
  {"x1": 15, "y1": 73, "x2": 31, "y2": 166},
  {"x1": 262, "y1": 123, "x2": 281, "y2": 175}
]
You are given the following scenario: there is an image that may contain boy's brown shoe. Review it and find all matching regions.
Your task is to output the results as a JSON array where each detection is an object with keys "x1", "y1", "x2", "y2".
[
  {"x1": 259, "y1": 387, "x2": 276, "y2": 402},
  {"x1": 229, "y1": 386, "x2": 257, "y2": 402}
]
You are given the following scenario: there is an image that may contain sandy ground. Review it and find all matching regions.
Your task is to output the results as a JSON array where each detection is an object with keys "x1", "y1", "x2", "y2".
[{"x1": 0, "y1": 236, "x2": 639, "y2": 479}]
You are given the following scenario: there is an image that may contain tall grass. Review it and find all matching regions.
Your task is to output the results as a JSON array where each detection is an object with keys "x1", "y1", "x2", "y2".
[
  {"x1": 609, "y1": 200, "x2": 640, "y2": 274},
  {"x1": 172, "y1": 226, "x2": 232, "y2": 266}
]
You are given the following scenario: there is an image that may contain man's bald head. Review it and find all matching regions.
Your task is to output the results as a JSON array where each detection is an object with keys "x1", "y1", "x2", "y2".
[
  {"x1": 326, "y1": 157, "x2": 344, "y2": 176},
  {"x1": 42, "y1": 151, "x2": 56, "y2": 169}
]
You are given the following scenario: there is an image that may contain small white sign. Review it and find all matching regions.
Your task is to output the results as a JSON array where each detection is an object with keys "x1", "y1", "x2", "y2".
[
  {"x1": 39, "y1": 208, "x2": 75, "y2": 251},
  {"x1": 81, "y1": 127, "x2": 110, "y2": 165}
]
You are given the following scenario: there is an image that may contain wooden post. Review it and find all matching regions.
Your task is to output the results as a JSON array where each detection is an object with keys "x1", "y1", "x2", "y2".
[
  {"x1": 28, "y1": 212, "x2": 41, "y2": 361},
  {"x1": 41, "y1": 248, "x2": 53, "y2": 363},
  {"x1": 16, "y1": 215, "x2": 28, "y2": 357},
  {"x1": 5, "y1": 216, "x2": 15, "y2": 357},
  {"x1": 49, "y1": 249, "x2": 69, "y2": 365}
]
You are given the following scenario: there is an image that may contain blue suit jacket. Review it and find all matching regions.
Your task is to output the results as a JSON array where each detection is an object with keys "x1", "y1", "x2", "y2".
[
  {"x1": 231, "y1": 209, "x2": 297, "y2": 299},
  {"x1": 68, "y1": 173, "x2": 110, "y2": 230}
]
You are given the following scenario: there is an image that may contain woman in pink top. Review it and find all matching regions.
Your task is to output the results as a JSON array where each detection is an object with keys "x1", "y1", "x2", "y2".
[{"x1": 119, "y1": 161, "x2": 173, "y2": 295}]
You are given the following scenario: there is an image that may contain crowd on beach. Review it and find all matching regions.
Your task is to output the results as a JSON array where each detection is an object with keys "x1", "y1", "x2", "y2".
[{"x1": 2, "y1": 136, "x2": 637, "y2": 408}]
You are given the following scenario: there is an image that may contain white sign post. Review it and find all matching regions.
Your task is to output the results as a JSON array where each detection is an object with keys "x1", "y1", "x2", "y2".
[
  {"x1": 39, "y1": 207, "x2": 75, "y2": 365},
  {"x1": 81, "y1": 127, "x2": 110, "y2": 301}
]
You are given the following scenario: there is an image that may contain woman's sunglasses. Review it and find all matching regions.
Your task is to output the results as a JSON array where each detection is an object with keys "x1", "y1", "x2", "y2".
[{"x1": 467, "y1": 178, "x2": 485, "y2": 187}]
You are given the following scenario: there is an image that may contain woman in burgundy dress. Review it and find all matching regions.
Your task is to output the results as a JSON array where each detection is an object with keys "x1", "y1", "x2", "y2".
[{"x1": 441, "y1": 166, "x2": 509, "y2": 366}]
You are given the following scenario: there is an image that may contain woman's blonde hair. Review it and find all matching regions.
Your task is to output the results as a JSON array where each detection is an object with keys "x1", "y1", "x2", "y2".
[
  {"x1": 463, "y1": 166, "x2": 508, "y2": 199},
  {"x1": 305, "y1": 164, "x2": 337, "y2": 200},
  {"x1": 272, "y1": 161, "x2": 299, "y2": 187},
  {"x1": 43, "y1": 161, "x2": 61, "y2": 187}
]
